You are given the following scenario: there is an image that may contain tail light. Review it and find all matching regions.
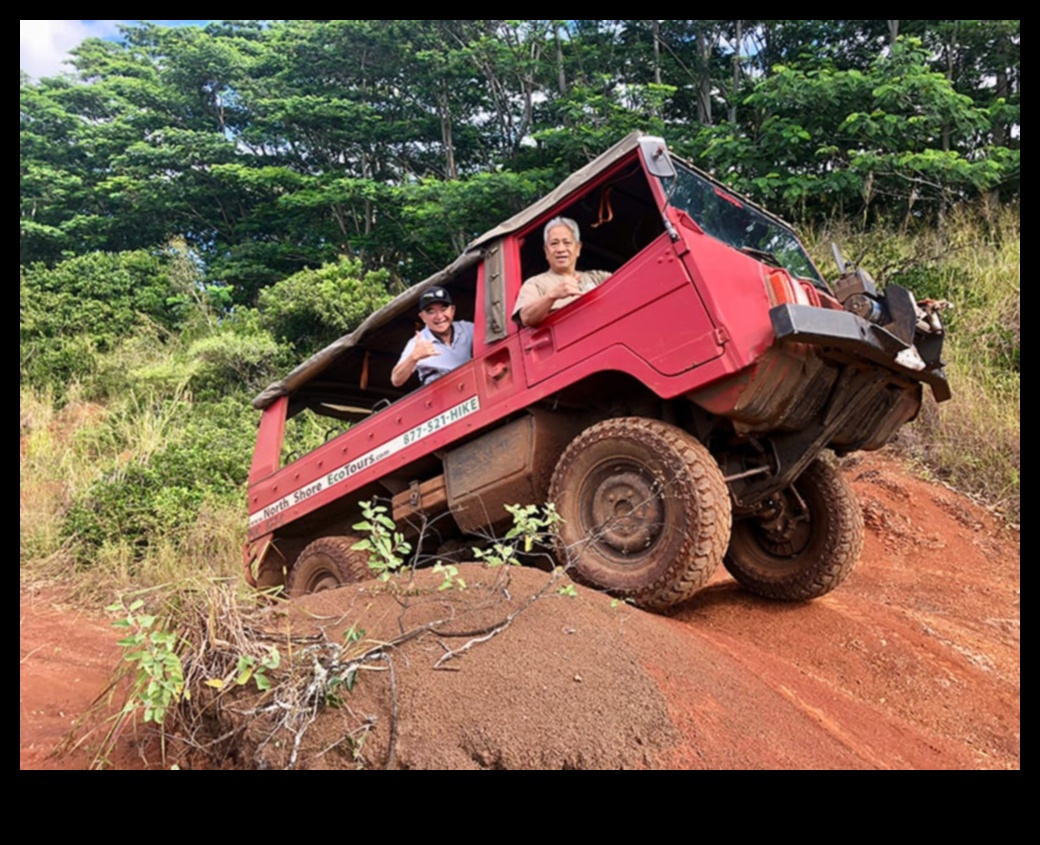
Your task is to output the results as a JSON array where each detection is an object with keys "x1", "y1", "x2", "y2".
[{"x1": 763, "y1": 267, "x2": 809, "y2": 307}]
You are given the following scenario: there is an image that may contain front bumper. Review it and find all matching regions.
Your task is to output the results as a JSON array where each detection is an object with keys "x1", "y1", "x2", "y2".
[{"x1": 770, "y1": 303, "x2": 951, "y2": 403}]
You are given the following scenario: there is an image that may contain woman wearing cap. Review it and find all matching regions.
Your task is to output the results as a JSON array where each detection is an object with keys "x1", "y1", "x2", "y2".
[{"x1": 391, "y1": 286, "x2": 474, "y2": 387}]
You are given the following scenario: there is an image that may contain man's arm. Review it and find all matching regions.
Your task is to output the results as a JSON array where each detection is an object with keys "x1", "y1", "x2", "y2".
[
  {"x1": 391, "y1": 332, "x2": 437, "y2": 387},
  {"x1": 516, "y1": 272, "x2": 616, "y2": 327},
  {"x1": 515, "y1": 276, "x2": 582, "y2": 327},
  {"x1": 391, "y1": 355, "x2": 418, "y2": 388}
]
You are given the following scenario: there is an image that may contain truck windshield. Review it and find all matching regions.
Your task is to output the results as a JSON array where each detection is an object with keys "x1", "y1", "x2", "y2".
[{"x1": 662, "y1": 162, "x2": 824, "y2": 287}]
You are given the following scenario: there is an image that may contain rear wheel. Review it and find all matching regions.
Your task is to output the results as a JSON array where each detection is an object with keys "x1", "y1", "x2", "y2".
[
  {"x1": 724, "y1": 458, "x2": 863, "y2": 601},
  {"x1": 287, "y1": 536, "x2": 369, "y2": 597},
  {"x1": 548, "y1": 418, "x2": 731, "y2": 610}
]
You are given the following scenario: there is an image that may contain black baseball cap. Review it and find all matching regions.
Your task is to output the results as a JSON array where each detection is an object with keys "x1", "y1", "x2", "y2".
[{"x1": 419, "y1": 286, "x2": 453, "y2": 310}]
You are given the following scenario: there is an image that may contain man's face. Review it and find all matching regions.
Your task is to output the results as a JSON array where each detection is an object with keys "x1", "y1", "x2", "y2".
[
  {"x1": 544, "y1": 224, "x2": 581, "y2": 275},
  {"x1": 420, "y1": 302, "x2": 455, "y2": 339}
]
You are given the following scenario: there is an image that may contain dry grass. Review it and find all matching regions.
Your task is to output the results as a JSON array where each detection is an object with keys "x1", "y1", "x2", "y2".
[
  {"x1": 20, "y1": 380, "x2": 245, "y2": 600},
  {"x1": 20, "y1": 386, "x2": 108, "y2": 570},
  {"x1": 807, "y1": 205, "x2": 1020, "y2": 521}
]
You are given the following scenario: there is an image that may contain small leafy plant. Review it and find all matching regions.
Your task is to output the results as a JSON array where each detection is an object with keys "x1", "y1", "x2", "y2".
[
  {"x1": 351, "y1": 500, "x2": 413, "y2": 579},
  {"x1": 432, "y1": 561, "x2": 466, "y2": 591},
  {"x1": 473, "y1": 503, "x2": 562, "y2": 567},
  {"x1": 325, "y1": 624, "x2": 367, "y2": 707},
  {"x1": 108, "y1": 598, "x2": 185, "y2": 725},
  {"x1": 235, "y1": 647, "x2": 281, "y2": 692}
]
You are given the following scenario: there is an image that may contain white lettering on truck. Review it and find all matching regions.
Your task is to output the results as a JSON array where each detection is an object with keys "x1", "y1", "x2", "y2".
[{"x1": 249, "y1": 396, "x2": 480, "y2": 528}]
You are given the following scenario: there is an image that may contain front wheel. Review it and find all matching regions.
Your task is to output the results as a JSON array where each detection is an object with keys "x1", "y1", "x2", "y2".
[
  {"x1": 548, "y1": 418, "x2": 731, "y2": 610},
  {"x1": 724, "y1": 458, "x2": 863, "y2": 601},
  {"x1": 287, "y1": 536, "x2": 369, "y2": 597}
]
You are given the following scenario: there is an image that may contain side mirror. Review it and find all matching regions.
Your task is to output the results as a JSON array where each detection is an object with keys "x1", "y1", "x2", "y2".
[{"x1": 639, "y1": 136, "x2": 676, "y2": 179}]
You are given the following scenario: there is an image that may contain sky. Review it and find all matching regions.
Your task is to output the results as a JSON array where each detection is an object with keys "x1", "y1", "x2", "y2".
[{"x1": 20, "y1": 20, "x2": 212, "y2": 79}]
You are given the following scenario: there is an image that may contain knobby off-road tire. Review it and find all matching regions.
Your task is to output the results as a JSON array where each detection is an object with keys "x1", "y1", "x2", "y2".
[
  {"x1": 548, "y1": 417, "x2": 732, "y2": 611},
  {"x1": 724, "y1": 458, "x2": 864, "y2": 601},
  {"x1": 286, "y1": 535, "x2": 369, "y2": 598}
]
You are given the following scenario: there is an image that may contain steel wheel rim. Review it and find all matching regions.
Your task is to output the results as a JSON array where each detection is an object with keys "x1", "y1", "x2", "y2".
[{"x1": 579, "y1": 459, "x2": 665, "y2": 561}]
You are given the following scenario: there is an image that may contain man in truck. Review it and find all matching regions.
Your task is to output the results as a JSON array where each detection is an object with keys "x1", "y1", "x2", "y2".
[
  {"x1": 391, "y1": 285, "x2": 474, "y2": 387},
  {"x1": 513, "y1": 216, "x2": 612, "y2": 327}
]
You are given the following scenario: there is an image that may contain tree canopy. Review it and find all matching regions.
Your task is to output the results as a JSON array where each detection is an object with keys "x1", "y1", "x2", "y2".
[{"x1": 21, "y1": 20, "x2": 1019, "y2": 303}]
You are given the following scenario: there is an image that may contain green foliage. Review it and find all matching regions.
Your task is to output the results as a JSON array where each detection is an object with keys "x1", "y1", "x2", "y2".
[
  {"x1": 20, "y1": 250, "x2": 187, "y2": 396},
  {"x1": 21, "y1": 250, "x2": 183, "y2": 341},
  {"x1": 529, "y1": 82, "x2": 671, "y2": 173},
  {"x1": 432, "y1": 562, "x2": 467, "y2": 592},
  {"x1": 186, "y1": 331, "x2": 284, "y2": 400},
  {"x1": 401, "y1": 170, "x2": 554, "y2": 264},
  {"x1": 63, "y1": 397, "x2": 255, "y2": 565},
  {"x1": 160, "y1": 238, "x2": 235, "y2": 338},
  {"x1": 256, "y1": 257, "x2": 392, "y2": 355},
  {"x1": 19, "y1": 330, "x2": 99, "y2": 402},
  {"x1": 472, "y1": 503, "x2": 562, "y2": 567},
  {"x1": 690, "y1": 38, "x2": 1014, "y2": 222},
  {"x1": 20, "y1": 20, "x2": 1019, "y2": 284},
  {"x1": 108, "y1": 598, "x2": 185, "y2": 725},
  {"x1": 351, "y1": 501, "x2": 413, "y2": 580},
  {"x1": 472, "y1": 543, "x2": 518, "y2": 568},
  {"x1": 234, "y1": 648, "x2": 281, "y2": 692}
]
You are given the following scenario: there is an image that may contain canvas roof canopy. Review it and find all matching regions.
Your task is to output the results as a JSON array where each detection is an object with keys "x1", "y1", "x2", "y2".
[{"x1": 251, "y1": 131, "x2": 649, "y2": 413}]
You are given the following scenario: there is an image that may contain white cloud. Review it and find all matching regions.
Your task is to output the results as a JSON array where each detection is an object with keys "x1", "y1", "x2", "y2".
[{"x1": 20, "y1": 20, "x2": 123, "y2": 80}]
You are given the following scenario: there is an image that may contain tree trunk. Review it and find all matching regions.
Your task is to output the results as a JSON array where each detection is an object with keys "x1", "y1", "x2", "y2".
[
  {"x1": 652, "y1": 20, "x2": 662, "y2": 85},
  {"x1": 993, "y1": 67, "x2": 1009, "y2": 147},
  {"x1": 728, "y1": 20, "x2": 742, "y2": 124},
  {"x1": 439, "y1": 83, "x2": 457, "y2": 181},
  {"x1": 554, "y1": 22, "x2": 567, "y2": 95},
  {"x1": 942, "y1": 25, "x2": 956, "y2": 153},
  {"x1": 697, "y1": 26, "x2": 712, "y2": 125},
  {"x1": 989, "y1": 65, "x2": 1010, "y2": 207}
]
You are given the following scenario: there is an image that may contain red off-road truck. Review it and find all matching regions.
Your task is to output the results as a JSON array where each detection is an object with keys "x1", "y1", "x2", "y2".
[{"x1": 244, "y1": 132, "x2": 950, "y2": 610}]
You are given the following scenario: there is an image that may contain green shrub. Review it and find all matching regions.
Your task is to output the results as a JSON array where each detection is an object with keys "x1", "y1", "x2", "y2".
[
  {"x1": 187, "y1": 331, "x2": 284, "y2": 400},
  {"x1": 63, "y1": 397, "x2": 255, "y2": 565},
  {"x1": 20, "y1": 250, "x2": 187, "y2": 396},
  {"x1": 21, "y1": 250, "x2": 183, "y2": 344},
  {"x1": 20, "y1": 333, "x2": 99, "y2": 400},
  {"x1": 256, "y1": 257, "x2": 392, "y2": 355}
]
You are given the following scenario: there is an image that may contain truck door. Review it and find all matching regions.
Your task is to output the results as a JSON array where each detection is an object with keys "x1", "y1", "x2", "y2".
[{"x1": 519, "y1": 232, "x2": 723, "y2": 388}]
